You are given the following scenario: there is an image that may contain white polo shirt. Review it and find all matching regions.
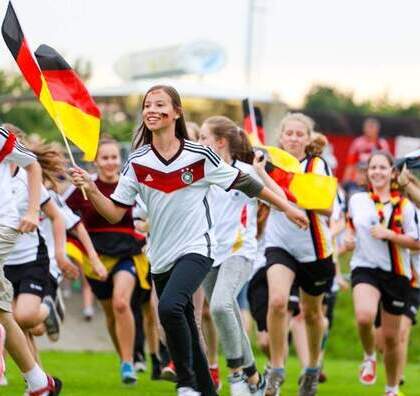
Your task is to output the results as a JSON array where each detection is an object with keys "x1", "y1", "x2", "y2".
[
  {"x1": 0, "y1": 127, "x2": 37, "y2": 229},
  {"x1": 111, "y1": 139, "x2": 239, "y2": 274}
]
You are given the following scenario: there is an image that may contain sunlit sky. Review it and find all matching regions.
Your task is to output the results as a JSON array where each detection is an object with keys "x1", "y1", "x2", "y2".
[{"x1": 1, "y1": 0, "x2": 420, "y2": 106}]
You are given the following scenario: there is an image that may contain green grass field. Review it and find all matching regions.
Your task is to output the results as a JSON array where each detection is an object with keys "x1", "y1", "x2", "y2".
[{"x1": 3, "y1": 351, "x2": 420, "y2": 395}]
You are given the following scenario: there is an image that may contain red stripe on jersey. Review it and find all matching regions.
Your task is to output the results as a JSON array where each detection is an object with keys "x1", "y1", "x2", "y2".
[
  {"x1": 132, "y1": 159, "x2": 205, "y2": 193},
  {"x1": 88, "y1": 226, "x2": 145, "y2": 240},
  {"x1": 0, "y1": 132, "x2": 16, "y2": 163}
]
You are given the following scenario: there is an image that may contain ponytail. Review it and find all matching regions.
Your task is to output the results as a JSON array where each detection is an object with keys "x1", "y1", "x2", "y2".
[{"x1": 305, "y1": 132, "x2": 328, "y2": 157}]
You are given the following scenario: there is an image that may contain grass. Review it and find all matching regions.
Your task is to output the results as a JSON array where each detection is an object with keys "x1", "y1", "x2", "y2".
[{"x1": 3, "y1": 351, "x2": 420, "y2": 395}]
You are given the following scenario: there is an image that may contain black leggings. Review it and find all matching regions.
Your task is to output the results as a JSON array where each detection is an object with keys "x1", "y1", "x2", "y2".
[{"x1": 153, "y1": 253, "x2": 216, "y2": 396}]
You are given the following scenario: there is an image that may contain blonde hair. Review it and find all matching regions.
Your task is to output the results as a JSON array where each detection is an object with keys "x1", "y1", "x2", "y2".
[
  {"x1": 306, "y1": 131, "x2": 328, "y2": 156},
  {"x1": 186, "y1": 121, "x2": 200, "y2": 142},
  {"x1": 278, "y1": 112, "x2": 315, "y2": 138}
]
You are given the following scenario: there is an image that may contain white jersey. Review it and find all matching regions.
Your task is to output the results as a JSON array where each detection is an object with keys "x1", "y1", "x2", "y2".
[
  {"x1": 40, "y1": 190, "x2": 80, "y2": 279},
  {"x1": 133, "y1": 195, "x2": 148, "y2": 221},
  {"x1": 111, "y1": 139, "x2": 239, "y2": 274},
  {"x1": 5, "y1": 168, "x2": 50, "y2": 266},
  {"x1": 265, "y1": 155, "x2": 333, "y2": 262},
  {"x1": 0, "y1": 127, "x2": 37, "y2": 229},
  {"x1": 209, "y1": 160, "x2": 259, "y2": 267},
  {"x1": 348, "y1": 192, "x2": 420, "y2": 278}
]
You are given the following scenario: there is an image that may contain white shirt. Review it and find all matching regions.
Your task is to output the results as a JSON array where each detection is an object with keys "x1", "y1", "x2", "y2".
[
  {"x1": 40, "y1": 190, "x2": 81, "y2": 279},
  {"x1": 210, "y1": 160, "x2": 259, "y2": 267},
  {"x1": 5, "y1": 168, "x2": 50, "y2": 266},
  {"x1": 0, "y1": 127, "x2": 37, "y2": 229},
  {"x1": 265, "y1": 155, "x2": 333, "y2": 262},
  {"x1": 349, "y1": 192, "x2": 420, "y2": 278},
  {"x1": 111, "y1": 140, "x2": 239, "y2": 274}
]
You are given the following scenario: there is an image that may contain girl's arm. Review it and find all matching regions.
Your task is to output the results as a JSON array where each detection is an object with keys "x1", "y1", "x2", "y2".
[
  {"x1": 42, "y1": 199, "x2": 79, "y2": 279},
  {"x1": 72, "y1": 222, "x2": 108, "y2": 280},
  {"x1": 69, "y1": 167, "x2": 128, "y2": 224},
  {"x1": 370, "y1": 225, "x2": 420, "y2": 250}
]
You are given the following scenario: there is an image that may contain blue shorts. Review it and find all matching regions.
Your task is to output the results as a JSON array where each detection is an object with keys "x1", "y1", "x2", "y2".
[{"x1": 86, "y1": 257, "x2": 137, "y2": 300}]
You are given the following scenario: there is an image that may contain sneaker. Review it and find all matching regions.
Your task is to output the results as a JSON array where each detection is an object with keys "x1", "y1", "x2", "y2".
[
  {"x1": 28, "y1": 376, "x2": 62, "y2": 396},
  {"x1": 43, "y1": 296, "x2": 61, "y2": 342},
  {"x1": 384, "y1": 392, "x2": 399, "y2": 396},
  {"x1": 82, "y1": 306, "x2": 95, "y2": 322},
  {"x1": 298, "y1": 369, "x2": 320, "y2": 396},
  {"x1": 134, "y1": 353, "x2": 147, "y2": 373},
  {"x1": 161, "y1": 360, "x2": 177, "y2": 382},
  {"x1": 210, "y1": 367, "x2": 222, "y2": 392},
  {"x1": 120, "y1": 362, "x2": 137, "y2": 385},
  {"x1": 248, "y1": 374, "x2": 266, "y2": 395},
  {"x1": 177, "y1": 387, "x2": 201, "y2": 396},
  {"x1": 318, "y1": 371, "x2": 327, "y2": 383},
  {"x1": 151, "y1": 355, "x2": 162, "y2": 380},
  {"x1": 228, "y1": 372, "x2": 250, "y2": 396},
  {"x1": 55, "y1": 288, "x2": 66, "y2": 322},
  {"x1": 359, "y1": 358, "x2": 376, "y2": 385},
  {"x1": 265, "y1": 368, "x2": 284, "y2": 396},
  {"x1": 0, "y1": 324, "x2": 6, "y2": 384}
]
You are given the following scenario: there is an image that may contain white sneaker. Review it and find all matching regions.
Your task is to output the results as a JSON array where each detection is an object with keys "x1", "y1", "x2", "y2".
[
  {"x1": 0, "y1": 375, "x2": 7, "y2": 386},
  {"x1": 0, "y1": 324, "x2": 6, "y2": 386},
  {"x1": 177, "y1": 387, "x2": 201, "y2": 396},
  {"x1": 229, "y1": 372, "x2": 251, "y2": 396}
]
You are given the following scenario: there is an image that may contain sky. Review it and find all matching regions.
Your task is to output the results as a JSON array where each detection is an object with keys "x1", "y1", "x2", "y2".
[{"x1": 1, "y1": 0, "x2": 420, "y2": 107}]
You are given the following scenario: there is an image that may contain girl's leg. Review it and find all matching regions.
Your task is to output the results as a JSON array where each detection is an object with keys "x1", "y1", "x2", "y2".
[
  {"x1": 353, "y1": 284, "x2": 381, "y2": 356},
  {"x1": 290, "y1": 313, "x2": 309, "y2": 369},
  {"x1": 381, "y1": 309, "x2": 403, "y2": 388},
  {"x1": 397, "y1": 315, "x2": 411, "y2": 384},
  {"x1": 202, "y1": 298, "x2": 218, "y2": 367},
  {"x1": 112, "y1": 270, "x2": 136, "y2": 363},
  {"x1": 81, "y1": 274, "x2": 95, "y2": 320},
  {"x1": 99, "y1": 299, "x2": 120, "y2": 356},
  {"x1": 14, "y1": 294, "x2": 47, "y2": 330},
  {"x1": 193, "y1": 287, "x2": 206, "y2": 350},
  {"x1": 256, "y1": 330, "x2": 270, "y2": 359}
]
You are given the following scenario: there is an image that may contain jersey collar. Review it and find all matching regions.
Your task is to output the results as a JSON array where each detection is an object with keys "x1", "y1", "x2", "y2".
[{"x1": 151, "y1": 138, "x2": 184, "y2": 166}]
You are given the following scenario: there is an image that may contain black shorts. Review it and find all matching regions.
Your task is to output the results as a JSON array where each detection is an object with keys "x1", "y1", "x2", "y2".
[
  {"x1": 265, "y1": 247, "x2": 335, "y2": 296},
  {"x1": 44, "y1": 275, "x2": 59, "y2": 300},
  {"x1": 405, "y1": 288, "x2": 420, "y2": 325},
  {"x1": 351, "y1": 267, "x2": 410, "y2": 316},
  {"x1": 4, "y1": 259, "x2": 50, "y2": 298},
  {"x1": 87, "y1": 257, "x2": 138, "y2": 300},
  {"x1": 323, "y1": 290, "x2": 338, "y2": 329},
  {"x1": 248, "y1": 268, "x2": 301, "y2": 332}
]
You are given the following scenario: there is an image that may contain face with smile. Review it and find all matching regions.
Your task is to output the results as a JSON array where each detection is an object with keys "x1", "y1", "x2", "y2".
[
  {"x1": 279, "y1": 120, "x2": 310, "y2": 159},
  {"x1": 95, "y1": 142, "x2": 121, "y2": 181},
  {"x1": 142, "y1": 89, "x2": 180, "y2": 132},
  {"x1": 367, "y1": 154, "x2": 393, "y2": 191}
]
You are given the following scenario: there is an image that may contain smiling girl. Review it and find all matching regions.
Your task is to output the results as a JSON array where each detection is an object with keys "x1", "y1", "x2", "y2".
[
  {"x1": 69, "y1": 85, "x2": 307, "y2": 396},
  {"x1": 345, "y1": 151, "x2": 420, "y2": 396}
]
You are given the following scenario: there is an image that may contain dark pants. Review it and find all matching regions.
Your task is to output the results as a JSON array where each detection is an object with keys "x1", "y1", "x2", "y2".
[{"x1": 153, "y1": 253, "x2": 216, "y2": 396}]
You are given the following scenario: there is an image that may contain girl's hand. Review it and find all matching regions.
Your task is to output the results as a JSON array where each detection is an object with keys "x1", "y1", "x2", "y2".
[
  {"x1": 68, "y1": 167, "x2": 95, "y2": 193},
  {"x1": 285, "y1": 205, "x2": 309, "y2": 229},
  {"x1": 91, "y1": 256, "x2": 108, "y2": 281},
  {"x1": 253, "y1": 150, "x2": 267, "y2": 176},
  {"x1": 343, "y1": 232, "x2": 355, "y2": 251},
  {"x1": 336, "y1": 274, "x2": 350, "y2": 291},
  {"x1": 370, "y1": 224, "x2": 393, "y2": 240},
  {"x1": 18, "y1": 211, "x2": 39, "y2": 233},
  {"x1": 57, "y1": 254, "x2": 79, "y2": 279}
]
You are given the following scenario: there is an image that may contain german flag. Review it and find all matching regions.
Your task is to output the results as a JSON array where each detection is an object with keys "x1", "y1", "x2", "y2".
[
  {"x1": 242, "y1": 98, "x2": 266, "y2": 144},
  {"x1": 1, "y1": 2, "x2": 100, "y2": 161}
]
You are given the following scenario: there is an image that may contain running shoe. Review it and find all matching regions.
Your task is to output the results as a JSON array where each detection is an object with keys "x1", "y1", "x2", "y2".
[
  {"x1": 228, "y1": 372, "x2": 250, "y2": 396},
  {"x1": 177, "y1": 387, "x2": 201, "y2": 396},
  {"x1": 55, "y1": 288, "x2": 66, "y2": 322},
  {"x1": 151, "y1": 354, "x2": 162, "y2": 380},
  {"x1": 210, "y1": 366, "x2": 222, "y2": 392},
  {"x1": 264, "y1": 368, "x2": 284, "y2": 396},
  {"x1": 359, "y1": 358, "x2": 377, "y2": 385},
  {"x1": 82, "y1": 306, "x2": 95, "y2": 322},
  {"x1": 161, "y1": 360, "x2": 177, "y2": 382},
  {"x1": 298, "y1": 369, "x2": 320, "y2": 396},
  {"x1": 0, "y1": 324, "x2": 6, "y2": 386},
  {"x1": 43, "y1": 296, "x2": 61, "y2": 342},
  {"x1": 384, "y1": 392, "x2": 399, "y2": 396},
  {"x1": 28, "y1": 376, "x2": 62, "y2": 396},
  {"x1": 120, "y1": 362, "x2": 137, "y2": 385},
  {"x1": 134, "y1": 353, "x2": 147, "y2": 373},
  {"x1": 318, "y1": 371, "x2": 327, "y2": 383},
  {"x1": 248, "y1": 373, "x2": 266, "y2": 395}
]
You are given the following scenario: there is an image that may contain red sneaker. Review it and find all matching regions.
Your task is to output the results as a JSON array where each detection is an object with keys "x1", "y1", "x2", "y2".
[
  {"x1": 209, "y1": 366, "x2": 222, "y2": 392},
  {"x1": 161, "y1": 360, "x2": 177, "y2": 382},
  {"x1": 359, "y1": 358, "x2": 376, "y2": 385},
  {"x1": 29, "y1": 376, "x2": 62, "y2": 396}
]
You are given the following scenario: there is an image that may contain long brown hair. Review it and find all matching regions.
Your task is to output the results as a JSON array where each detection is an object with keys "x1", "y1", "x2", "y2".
[
  {"x1": 2, "y1": 123, "x2": 66, "y2": 191},
  {"x1": 203, "y1": 116, "x2": 254, "y2": 164},
  {"x1": 131, "y1": 85, "x2": 189, "y2": 150}
]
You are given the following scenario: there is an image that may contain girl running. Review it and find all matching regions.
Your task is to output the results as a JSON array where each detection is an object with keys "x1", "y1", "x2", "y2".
[
  {"x1": 262, "y1": 113, "x2": 335, "y2": 396},
  {"x1": 69, "y1": 84, "x2": 308, "y2": 396},
  {"x1": 345, "y1": 151, "x2": 420, "y2": 396}
]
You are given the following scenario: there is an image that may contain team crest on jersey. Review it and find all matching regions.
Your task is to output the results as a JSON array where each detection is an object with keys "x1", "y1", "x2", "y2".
[{"x1": 181, "y1": 168, "x2": 193, "y2": 185}]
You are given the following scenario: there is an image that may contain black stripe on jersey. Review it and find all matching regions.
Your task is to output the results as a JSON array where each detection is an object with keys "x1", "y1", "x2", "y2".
[
  {"x1": 319, "y1": 157, "x2": 331, "y2": 176},
  {"x1": 0, "y1": 127, "x2": 10, "y2": 139},
  {"x1": 122, "y1": 147, "x2": 151, "y2": 175},
  {"x1": 184, "y1": 142, "x2": 221, "y2": 165},
  {"x1": 127, "y1": 145, "x2": 151, "y2": 162},
  {"x1": 14, "y1": 143, "x2": 37, "y2": 159},
  {"x1": 184, "y1": 146, "x2": 220, "y2": 167},
  {"x1": 203, "y1": 197, "x2": 212, "y2": 228},
  {"x1": 204, "y1": 232, "x2": 211, "y2": 257},
  {"x1": 414, "y1": 210, "x2": 419, "y2": 240}
]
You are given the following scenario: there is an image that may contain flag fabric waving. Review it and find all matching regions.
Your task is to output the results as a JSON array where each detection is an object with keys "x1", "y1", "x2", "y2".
[{"x1": 1, "y1": 2, "x2": 100, "y2": 161}]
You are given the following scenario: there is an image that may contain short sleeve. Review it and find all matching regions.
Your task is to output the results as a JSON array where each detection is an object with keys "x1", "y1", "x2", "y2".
[
  {"x1": 403, "y1": 202, "x2": 420, "y2": 240},
  {"x1": 133, "y1": 195, "x2": 148, "y2": 220},
  {"x1": 40, "y1": 185, "x2": 51, "y2": 206},
  {"x1": 110, "y1": 163, "x2": 140, "y2": 207},
  {"x1": 0, "y1": 128, "x2": 37, "y2": 167},
  {"x1": 204, "y1": 149, "x2": 239, "y2": 190},
  {"x1": 313, "y1": 157, "x2": 332, "y2": 176},
  {"x1": 53, "y1": 192, "x2": 81, "y2": 229}
]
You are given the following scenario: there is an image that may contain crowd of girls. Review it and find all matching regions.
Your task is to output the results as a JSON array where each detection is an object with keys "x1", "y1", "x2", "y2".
[{"x1": 0, "y1": 83, "x2": 418, "y2": 396}]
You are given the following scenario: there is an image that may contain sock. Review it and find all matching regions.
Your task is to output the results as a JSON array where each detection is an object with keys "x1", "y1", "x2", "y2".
[
  {"x1": 243, "y1": 363, "x2": 257, "y2": 378},
  {"x1": 305, "y1": 367, "x2": 319, "y2": 374},
  {"x1": 23, "y1": 364, "x2": 48, "y2": 392},
  {"x1": 364, "y1": 352, "x2": 376, "y2": 361},
  {"x1": 321, "y1": 330, "x2": 329, "y2": 350},
  {"x1": 272, "y1": 367, "x2": 285, "y2": 376},
  {"x1": 385, "y1": 385, "x2": 399, "y2": 394},
  {"x1": 209, "y1": 364, "x2": 219, "y2": 370},
  {"x1": 151, "y1": 353, "x2": 160, "y2": 366}
]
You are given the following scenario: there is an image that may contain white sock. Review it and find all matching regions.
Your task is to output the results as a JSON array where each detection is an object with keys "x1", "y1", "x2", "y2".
[
  {"x1": 209, "y1": 364, "x2": 218, "y2": 369},
  {"x1": 385, "y1": 385, "x2": 399, "y2": 394},
  {"x1": 23, "y1": 364, "x2": 48, "y2": 392},
  {"x1": 364, "y1": 352, "x2": 376, "y2": 361}
]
